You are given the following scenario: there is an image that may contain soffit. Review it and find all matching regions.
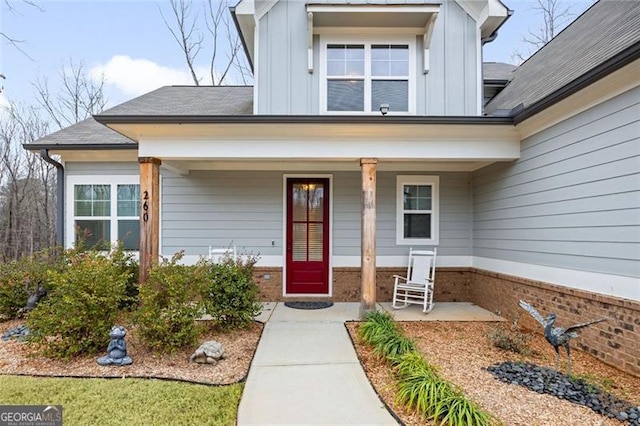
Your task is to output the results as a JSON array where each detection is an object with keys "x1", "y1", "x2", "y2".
[{"x1": 306, "y1": 4, "x2": 440, "y2": 28}]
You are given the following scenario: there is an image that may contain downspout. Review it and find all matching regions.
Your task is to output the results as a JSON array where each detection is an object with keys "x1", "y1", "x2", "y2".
[{"x1": 40, "y1": 149, "x2": 64, "y2": 247}]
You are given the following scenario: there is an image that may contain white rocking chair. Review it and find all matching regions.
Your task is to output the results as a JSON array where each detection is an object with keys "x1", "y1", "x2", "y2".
[
  {"x1": 392, "y1": 248, "x2": 437, "y2": 313},
  {"x1": 208, "y1": 245, "x2": 237, "y2": 263}
]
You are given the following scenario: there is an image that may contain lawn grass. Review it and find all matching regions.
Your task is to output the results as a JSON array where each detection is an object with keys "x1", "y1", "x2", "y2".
[{"x1": 0, "y1": 375, "x2": 242, "y2": 425}]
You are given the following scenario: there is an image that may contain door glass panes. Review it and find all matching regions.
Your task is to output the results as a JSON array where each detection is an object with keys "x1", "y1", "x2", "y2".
[
  {"x1": 74, "y1": 185, "x2": 110, "y2": 216},
  {"x1": 292, "y1": 184, "x2": 308, "y2": 221},
  {"x1": 308, "y1": 185, "x2": 324, "y2": 222},
  {"x1": 118, "y1": 219, "x2": 140, "y2": 250},
  {"x1": 117, "y1": 184, "x2": 139, "y2": 216},
  {"x1": 292, "y1": 223, "x2": 307, "y2": 261},
  {"x1": 290, "y1": 181, "x2": 325, "y2": 262},
  {"x1": 403, "y1": 185, "x2": 432, "y2": 210},
  {"x1": 308, "y1": 224, "x2": 323, "y2": 261},
  {"x1": 404, "y1": 214, "x2": 431, "y2": 239}
]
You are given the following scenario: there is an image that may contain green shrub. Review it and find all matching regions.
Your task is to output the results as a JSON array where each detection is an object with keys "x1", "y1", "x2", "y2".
[
  {"x1": 360, "y1": 312, "x2": 495, "y2": 426},
  {"x1": 27, "y1": 248, "x2": 131, "y2": 358},
  {"x1": 135, "y1": 252, "x2": 206, "y2": 352},
  {"x1": 373, "y1": 333, "x2": 416, "y2": 361},
  {"x1": 358, "y1": 311, "x2": 397, "y2": 346},
  {"x1": 201, "y1": 253, "x2": 261, "y2": 329},
  {"x1": 486, "y1": 315, "x2": 532, "y2": 355},
  {"x1": 0, "y1": 261, "x2": 29, "y2": 320},
  {"x1": 109, "y1": 244, "x2": 139, "y2": 309},
  {"x1": 0, "y1": 250, "x2": 61, "y2": 320}
]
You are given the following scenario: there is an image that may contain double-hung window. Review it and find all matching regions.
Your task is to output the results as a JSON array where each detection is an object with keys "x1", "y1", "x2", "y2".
[
  {"x1": 396, "y1": 175, "x2": 439, "y2": 245},
  {"x1": 321, "y1": 37, "x2": 415, "y2": 114},
  {"x1": 68, "y1": 176, "x2": 140, "y2": 250}
]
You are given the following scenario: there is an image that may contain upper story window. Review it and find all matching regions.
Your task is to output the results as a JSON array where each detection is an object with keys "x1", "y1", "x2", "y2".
[{"x1": 321, "y1": 36, "x2": 415, "y2": 114}]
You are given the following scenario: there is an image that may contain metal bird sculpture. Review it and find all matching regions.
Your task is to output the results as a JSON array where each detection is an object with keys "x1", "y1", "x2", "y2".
[{"x1": 518, "y1": 300, "x2": 608, "y2": 375}]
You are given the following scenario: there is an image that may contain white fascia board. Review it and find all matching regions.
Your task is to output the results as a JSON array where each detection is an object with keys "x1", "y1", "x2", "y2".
[
  {"x1": 474, "y1": 257, "x2": 640, "y2": 302},
  {"x1": 234, "y1": 0, "x2": 256, "y2": 65},
  {"x1": 455, "y1": 0, "x2": 508, "y2": 35},
  {"x1": 138, "y1": 137, "x2": 520, "y2": 162}
]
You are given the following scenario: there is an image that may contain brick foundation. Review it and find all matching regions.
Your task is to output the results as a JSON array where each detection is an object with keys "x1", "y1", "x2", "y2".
[
  {"x1": 468, "y1": 268, "x2": 640, "y2": 377},
  {"x1": 253, "y1": 265, "x2": 639, "y2": 377}
]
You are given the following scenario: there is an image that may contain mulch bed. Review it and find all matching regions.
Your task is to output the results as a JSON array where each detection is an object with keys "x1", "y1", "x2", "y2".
[
  {"x1": 346, "y1": 321, "x2": 640, "y2": 426},
  {"x1": 0, "y1": 319, "x2": 263, "y2": 385}
]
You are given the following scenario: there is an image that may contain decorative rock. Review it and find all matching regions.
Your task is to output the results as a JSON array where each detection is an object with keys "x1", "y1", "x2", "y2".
[
  {"x1": 2, "y1": 324, "x2": 30, "y2": 341},
  {"x1": 97, "y1": 326, "x2": 132, "y2": 366},
  {"x1": 191, "y1": 341, "x2": 224, "y2": 364},
  {"x1": 487, "y1": 362, "x2": 637, "y2": 425}
]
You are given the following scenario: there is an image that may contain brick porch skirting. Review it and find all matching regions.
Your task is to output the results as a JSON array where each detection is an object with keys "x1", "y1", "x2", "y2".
[{"x1": 253, "y1": 266, "x2": 639, "y2": 377}]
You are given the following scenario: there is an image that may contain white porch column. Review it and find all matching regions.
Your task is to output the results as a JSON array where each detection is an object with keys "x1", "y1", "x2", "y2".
[{"x1": 360, "y1": 158, "x2": 377, "y2": 317}]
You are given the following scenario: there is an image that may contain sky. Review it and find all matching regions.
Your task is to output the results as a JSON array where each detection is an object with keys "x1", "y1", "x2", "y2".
[{"x1": 0, "y1": 0, "x2": 594, "y2": 114}]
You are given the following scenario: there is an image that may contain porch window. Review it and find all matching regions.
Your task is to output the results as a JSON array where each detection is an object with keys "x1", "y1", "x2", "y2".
[
  {"x1": 322, "y1": 37, "x2": 414, "y2": 114},
  {"x1": 71, "y1": 179, "x2": 140, "y2": 250},
  {"x1": 396, "y1": 175, "x2": 439, "y2": 245}
]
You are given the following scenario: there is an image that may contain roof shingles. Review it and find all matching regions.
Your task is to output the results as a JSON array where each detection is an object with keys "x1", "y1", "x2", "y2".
[{"x1": 485, "y1": 0, "x2": 640, "y2": 115}]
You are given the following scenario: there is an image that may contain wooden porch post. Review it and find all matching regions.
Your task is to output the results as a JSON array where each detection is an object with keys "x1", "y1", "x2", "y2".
[
  {"x1": 139, "y1": 157, "x2": 161, "y2": 284},
  {"x1": 360, "y1": 158, "x2": 377, "y2": 318}
]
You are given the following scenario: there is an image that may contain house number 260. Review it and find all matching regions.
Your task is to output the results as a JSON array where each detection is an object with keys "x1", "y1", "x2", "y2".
[{"x1": 143, "y1": 191, "x2": 149, "y2": 223}]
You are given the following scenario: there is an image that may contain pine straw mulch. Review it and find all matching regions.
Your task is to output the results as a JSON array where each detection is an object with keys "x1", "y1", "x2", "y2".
[
  {"x1": 0, "y1": 319, "x2": 263, "y2": 385},
  {"x1": 346, "y1": 321, "x2": 640, "y2": 426}
]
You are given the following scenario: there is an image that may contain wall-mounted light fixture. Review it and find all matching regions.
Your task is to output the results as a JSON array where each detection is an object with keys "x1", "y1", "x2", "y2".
[{"x1": 379, "y1": 103, "x2": 389, "y2": 116}]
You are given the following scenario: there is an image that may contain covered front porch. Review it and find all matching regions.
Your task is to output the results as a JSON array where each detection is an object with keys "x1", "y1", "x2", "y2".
[{"x1": 95, "y1": 115, "x2": 520, "y2": 314}]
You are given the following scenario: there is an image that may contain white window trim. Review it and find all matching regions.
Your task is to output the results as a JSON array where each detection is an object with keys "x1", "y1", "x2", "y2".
[
  {"x1": 319, "y1": 34, "x2": 416, "y2": 115},
  {"x1": 396, "y1": 175, "x2": 439, "y2": 245},
  {"x1": 66, "y1": 175, "x2": 141, "y2": 250}
]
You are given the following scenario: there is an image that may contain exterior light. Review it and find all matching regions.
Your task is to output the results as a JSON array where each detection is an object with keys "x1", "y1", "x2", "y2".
[{"x1": 379, "y1": 104, "x2": 389, "y2": 115}]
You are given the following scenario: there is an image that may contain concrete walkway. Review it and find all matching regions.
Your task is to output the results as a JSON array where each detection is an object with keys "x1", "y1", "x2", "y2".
[{"x1": 237, "y1": 302, "x2": 397, "y2": 425}]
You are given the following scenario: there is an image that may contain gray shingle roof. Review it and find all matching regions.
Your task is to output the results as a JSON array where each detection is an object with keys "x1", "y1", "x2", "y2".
[
  {"x1": 483, "y1": 62, "x2": 517, "y2": 82},
  {"x1": 98, "y1": 86, "x2": 253, "y2": 117},
  {"x1": 26, "y1": 117, "x2": 135, "y2": 149},
  {"x1": 485, "y1": 0, "x2": 640, "y2": 115}
]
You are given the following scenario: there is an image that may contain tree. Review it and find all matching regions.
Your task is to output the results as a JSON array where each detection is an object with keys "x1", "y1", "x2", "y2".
[
  {"x1": 511, "y1": 0, "x2": 579, "y2": 64},
  {"x1": 33, "y1": 61, "x2": 107, "y2": 128},
  {"x1": 0, "y1": 63, "x2": 106, "y2": 259},
  {"x1": 159, "y1": 0, "x2": 251, "y2": 86}
]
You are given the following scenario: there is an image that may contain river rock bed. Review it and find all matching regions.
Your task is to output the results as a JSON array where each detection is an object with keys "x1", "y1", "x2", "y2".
[{"x1": 487, "y1": 361, "x2": 640, "y2": 425}]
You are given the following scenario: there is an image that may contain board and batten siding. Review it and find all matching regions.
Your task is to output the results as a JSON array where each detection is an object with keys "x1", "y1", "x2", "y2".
[
  {"x1": 472, "y1": 87, "x2": 640, "y2": 286},
  {"x1": 161, "y1": 170, "x2": 473, "y2": 264},
  {"x1": 256, "y1": 0, "x2": 479, "y2": 115}
]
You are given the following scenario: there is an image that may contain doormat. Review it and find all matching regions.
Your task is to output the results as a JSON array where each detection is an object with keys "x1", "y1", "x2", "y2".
[{"x1": 284, "y1": 301, "x2": 334, "y2": 310}]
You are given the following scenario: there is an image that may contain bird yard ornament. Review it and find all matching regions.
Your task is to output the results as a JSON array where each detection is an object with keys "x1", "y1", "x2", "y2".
[{"x1": 518, "y1": 300, "x2": 608, "y2": 375}]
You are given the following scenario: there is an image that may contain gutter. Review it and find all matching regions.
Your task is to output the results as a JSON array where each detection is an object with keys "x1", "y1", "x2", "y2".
[
  {"x1": 481, "y1": 5, "x2": 513, "y2": 45},
  {"x1": 230, "y1": 5, "x2": 254, "y2": 73},
  {"x1": 513, "y1": 41, "x2": 640, "y2": 124},
  {"x1": 25, "y1": 143, "x2": 138, "y2": 151},
  {"x1": 40, "y1": 149, "x2": 64, "y2": 247},
  {"x1": 94, "y1": 114, "x2": 514, "y2": 125}
]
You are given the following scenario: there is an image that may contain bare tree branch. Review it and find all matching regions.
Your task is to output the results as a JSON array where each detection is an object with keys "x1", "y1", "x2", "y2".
[
  {"x1": 160, "y1": 0, "x2": 252, "y2": 86},
  {"x1": 511, "y1": 0, "x2": 581, "y2": 64},
  {"x1": 33, "y1": 61, "x2": 107, "y2": 128},
  {"x1": 159, "y1": 0, "x2": 203, "y2": 85}
]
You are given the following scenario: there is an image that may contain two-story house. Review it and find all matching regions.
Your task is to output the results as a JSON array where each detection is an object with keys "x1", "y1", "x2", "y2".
[{"x1": 26, "y1": 0, "x2": 640, "y2": 376}]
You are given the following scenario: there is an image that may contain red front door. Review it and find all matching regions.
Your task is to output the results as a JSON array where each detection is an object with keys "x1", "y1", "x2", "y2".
[{"x1": 286, "y1": 178, "x2": 330, "y2": 295}]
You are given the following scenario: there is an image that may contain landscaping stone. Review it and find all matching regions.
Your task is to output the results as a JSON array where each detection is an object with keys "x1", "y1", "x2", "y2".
[
  {"x1": 2, "y1": 324, "x2": 30, "y2": 341},
  {"x1": 487, "y1": 361, "x2": 640, "y2": 426},
  {"x1": 190, "y1": 341, "x2": 224, "y2": 364}
]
